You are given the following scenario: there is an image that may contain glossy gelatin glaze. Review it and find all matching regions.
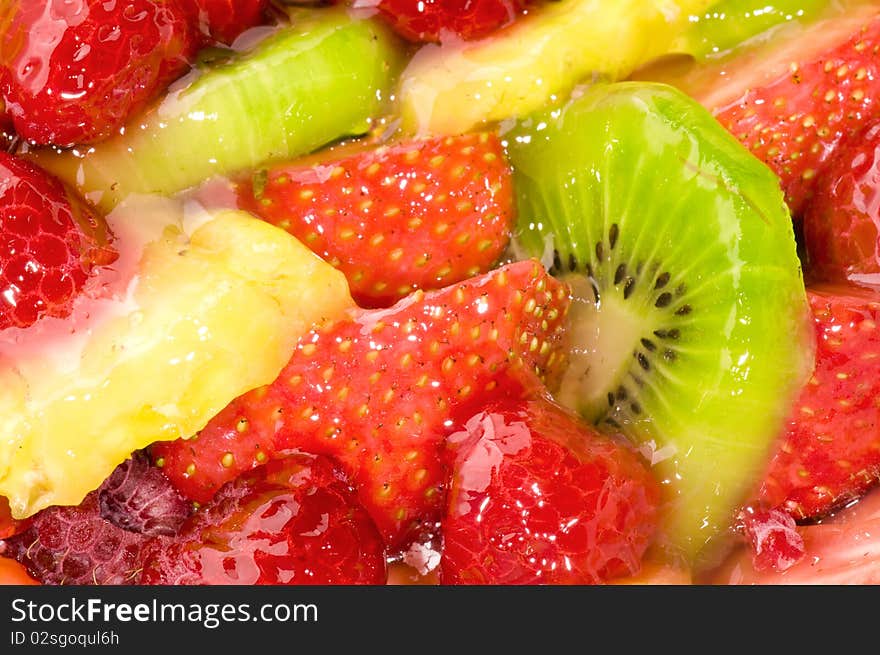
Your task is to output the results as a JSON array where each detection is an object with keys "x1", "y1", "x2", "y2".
[{"x1": 1, "y1": 0, "x2": 880, "y2": 586}]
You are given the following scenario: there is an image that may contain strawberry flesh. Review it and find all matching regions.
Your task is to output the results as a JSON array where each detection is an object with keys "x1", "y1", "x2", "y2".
[
  {"x1": 139, "y1": 453, "x2": 387, "y2": 585},
  {"x1": 440, "y1": 396, "x2": 661, "y2": 585},
  {"x1": 0, "y1": 0, "x2": 197, "y2": 146},
  {"x1": 715, "y1": 14, "x2": 880, "y2": 216},
  {"x1": 803, "y1": 119, "x2": 880, "y2": 283},
  {"x1": 376, "y1": 0, "x2": 526, "y2": 43},
  {"x1": 0, "y1": 152, "x2": 117, "y2": 330},
  {"x1": 240, "y1": 133, "x2": 514, "y2": 308},
  {"x1": 738, "y1": 507, "x2": 806, "y2": 573},
  {"x1": 758, "y1": 284, "x2": 880, "y2": 520},
  {"x1": 152, "y1": 260, "x2": 571, "y2": 551},
  {"x1": 180, "y1": 0, "x2": 271, "y2": 46}
]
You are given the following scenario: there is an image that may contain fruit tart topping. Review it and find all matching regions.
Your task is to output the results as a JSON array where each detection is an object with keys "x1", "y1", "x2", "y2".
[
  {"x1": 139, "y1": 453, "x2": 388, "y2": 585},
  {"x1": 239, "y1": 132, "x2": 514, "y2": 308},
  {"x1": 397, "y1": 0, "x2": 716, "y2": 135},
  {"x1": 803, "y1": 119, "x2": 880, "y2": 283},
  {"x1": 738, "y1": 507, "x2": 806, "y2": 573},
  {"x1": 0, "y1": 452, "x2": 186, "y2": 586},
  {"x1": 440, "y1": 396, "x2": 661, "y2": 585},
  {"x1": 757, "y1": 284, "x2": 880, "y2": 521},
  {"x1": 0, "y1": 204, "x2": 353, "y2": 520},
  {"x1": 152, "y1": 259, "x2": 571, "y2": 552},
  {"x1": 0, "y1": 152, "x2": 117, "y2": 330},
  {"x1": 0, "y1": 0, "x2": 197, "y2": 147},
  {"x1": 509, "y1": 81, "x2": 811, "y2": 566},
  {"x1": 30, "y1": 10, "x2": 405, "y2": 214}
]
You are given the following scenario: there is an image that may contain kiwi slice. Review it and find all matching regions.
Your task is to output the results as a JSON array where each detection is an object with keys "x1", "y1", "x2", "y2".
[
  {"x1": 672, "y1": 0, "x2": 828, "y2": 59},
  {"x1": 508, "y1": 82, "x2": 813, "y2": 568},
  {"x1": 30, "y1": 10, "x2": 404, "y2": 213}
]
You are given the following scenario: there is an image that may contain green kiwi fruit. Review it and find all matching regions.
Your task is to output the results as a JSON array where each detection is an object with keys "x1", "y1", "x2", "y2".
[
  {"x1": 507, "y1": 82, "x2": 813, "y2": 569},
  {"x1": 30, "y1": 10, "x2": 404, "y2": 213},
  {"x1": 673, "y1": 0, "x2": 828, "y2": 59}
]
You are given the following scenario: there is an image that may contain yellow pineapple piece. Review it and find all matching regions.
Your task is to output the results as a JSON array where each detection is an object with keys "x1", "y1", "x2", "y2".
[
  {"x1": 0, "y1": 201, "x2": 354, "y2": 518},
  {"x1": 398, "y1": 0, "x2": 717, "y2": 135}
]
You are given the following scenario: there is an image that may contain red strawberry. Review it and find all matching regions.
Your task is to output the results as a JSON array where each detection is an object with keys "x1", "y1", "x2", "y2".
[
  {"x1": 0, "y1": 0, "x2": 197, "y2": 146},
  {"x1": 738, "y1": 507, "x2": 806, "y2": 573},
  {"x1": 757, "y1": 284, "x2": 880, "y2": 520},
  {"x1": 239, "y1": 133, "x2": 514, "y2": 308},
  {"x1": 0, "y1": 454, "x2": 188, "y2": 585},
  {"x1": 152, "y1": 260, "x2": 571, "y2": 550},
  {"x1": 0, "y1": 152, "x2": 117, "y2": 330},
  {"x1": 180, "y1": 0, "x2": 271, "y2": 46},
  {"x1": 376, "y1": 0, "x2": 525, "y2": 43},
  {"x1": 709, "y1": 11, "x2": 880, "y2": 216},
  {"x1": 803, "y1": 119, "x2": 880, "y2": 283},
  {"x1": 439, "y1": 396, "x2": 661, "y2": 585},
  {"x1": 715, "y1": 488, "x2": 880, "y2": 584},
  {"x1": 140, "y1": 453, "x2": 387, "y2": 585}
]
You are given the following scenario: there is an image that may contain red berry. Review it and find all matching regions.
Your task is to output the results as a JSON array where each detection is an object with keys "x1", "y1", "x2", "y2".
[
  {"x1": 139, "y1": 453, "x2": 387, "y2": 585},
  {"x1": 0, "y1": 454, "x2": 188, "y2": 585},
  {"x1": 757, "y1": 284, "x2": 880, "y2": 520},
  {"x1": 440, "y1": 396, "x2": 661, "y2": 585},
  {"x1": 0, "y1": 497, "x2": 19, "y2": 540},
  {"x1": 0, "y1": 0, "x2": 197, "y2": 146},
  {"x1": 240, "y1": 133, "x2": 514, "y2": 308},
  {"x1": 708, "y1": 12, "x2": 880, "y2": 216},
  {"x1": 803, "y1": 120, "x2": 880, "y2": 283},
  {"x1": 152, "y1": 260, "x2": 571, "y2": 551},
  {"x1": 0, "y1": 152, "x2": 117, "y2": 331},
  {"x1": 377, "y1": 0, "x2": 526, "y2": 43},
  {"x1": 180, "y1": 0, "x2": 271, "y2": 45}
]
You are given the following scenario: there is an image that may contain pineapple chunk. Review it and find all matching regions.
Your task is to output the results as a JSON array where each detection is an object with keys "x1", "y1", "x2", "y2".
[
  {"x1": 0, "y1": 203, "x2": 353, "y2": 518},
  {"x1": 398, "y1": 0, "x2": 717, "y2": 135}
]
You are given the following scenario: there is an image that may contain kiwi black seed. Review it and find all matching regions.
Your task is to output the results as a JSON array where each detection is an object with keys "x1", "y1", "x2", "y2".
[{"x1": 507, "y1": 82, "x2": 813, "y2": 569}]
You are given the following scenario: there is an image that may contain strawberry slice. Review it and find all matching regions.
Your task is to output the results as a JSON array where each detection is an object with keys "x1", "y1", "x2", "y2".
[
  {"x1": 439, "y1": 396, "x2": 661, "y2": 585},
  {"x1": 140, "y1": 453, "x2": 387, "y2": 585},
  {"x1": 152, "y1": 260, "x2": 571, "y2": 550},
  {"x1": 375, "y1": 0, "x2": 526, "y2": 43},
  {"x1": 803, "y1": 119, "x2": 880, "y2": 283},
  {"x1": 0, "y1": 0, "x2": 197, "y2": 146},
  {"x1": 757, "y1": 284, "x2": 880, "y2": 521},
  {"x1": 0, "y1": 152, "x2": 117, "y2": 330},
  {"x1": 238, "y1": 133, "x2": 514, "y2": 308},
  {"x1": 697, "y1": 10, "x2": 880, "y2": 216},
  {"x1": 715, "y1": 488, "x2": 880, "y2": 584},
  {"x1": 180, "y1": 0, "x2": 271, "y2": 46}
]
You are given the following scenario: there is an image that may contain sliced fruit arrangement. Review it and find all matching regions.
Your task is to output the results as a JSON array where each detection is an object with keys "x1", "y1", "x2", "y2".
[
  {"x1": 398, "y1": 0, "x2": 717, "y2": 135},
  {"x1": 440, "y1": 396, "x2": 661, "y2": 584},
  {"x1": 152, "y1": 260, "x2": 571, "y2": 550},
  {"x1": 376, "y1": 0, "x2": 527, "y2": 43},
  {"x1": 140, "y1": 453, "x2": 388, "y2": 585},
  {"x1": 641, "y1": 2, "x2": 880, "y2": 216},
  {"x1": 238, "y1": 132, "x2": 514, "y2": 307},
  {"x1": 30, "y1": 10, "x2": 404, "y2": 213},
  {"x1": 0, "y1": 453, "x2": 186, "y2": 585},
  {"x1": 714, "y1": 487, "x2": 880, "y2": 584},
  {"x1": 0, "y1": 204, "x2": 354, "y2": 520},
  {"x1": 0, "y1": 152, "x2": 117, "y2": 330},
  {"x1": 508, "y1": 82, "x2": 812, "y2": 567},
  {"x1": 0, "y1": 0, "x2": 198, "y2": 147},
  {"x1": 757, "y1": 284, "x2": 880, "y2": 521},
  {"x1": 803, "y1": 119, "x2": 880, "y2": 283}
]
